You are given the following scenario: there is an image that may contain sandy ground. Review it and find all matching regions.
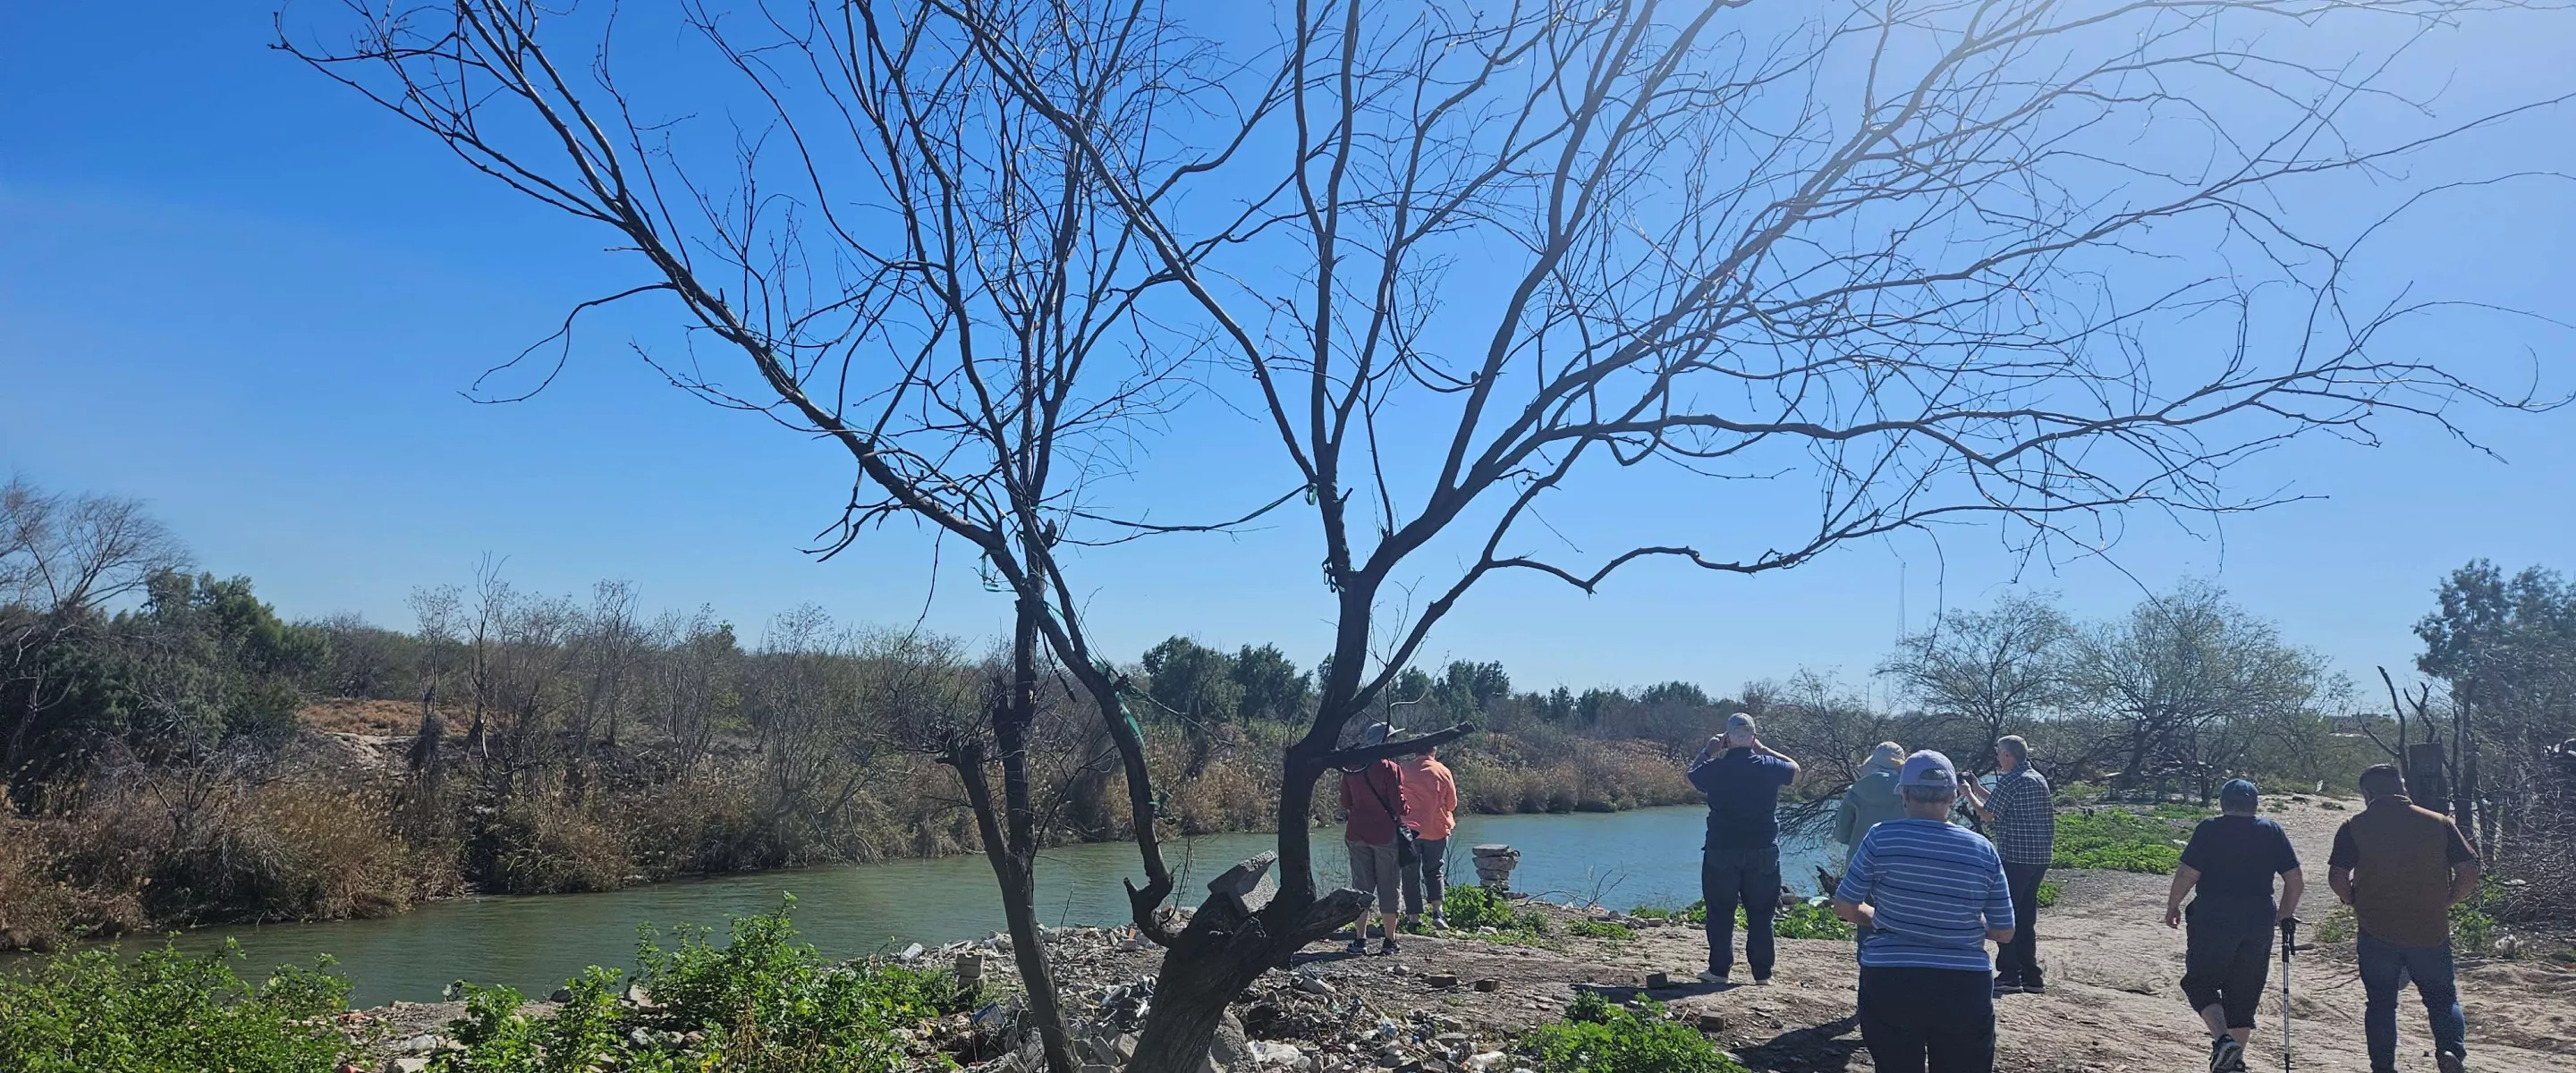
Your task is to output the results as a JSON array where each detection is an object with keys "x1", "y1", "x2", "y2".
[{"x1": 1230, "y1": 797, "x2": 2576, "y2": 1073}]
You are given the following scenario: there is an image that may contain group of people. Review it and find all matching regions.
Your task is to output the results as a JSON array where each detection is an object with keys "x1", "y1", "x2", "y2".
[
  {"x1": 1692, "y1": 715, "x2": 2485, "y2": 1073},
  {"x1": 1335, "y1": 721, "x2": 1461, "y2": 956}
]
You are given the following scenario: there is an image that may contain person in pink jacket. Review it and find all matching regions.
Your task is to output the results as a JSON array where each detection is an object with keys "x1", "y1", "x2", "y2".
[{"x1": 1397, "y1": 746, "x2": 1460, "y2": 930}]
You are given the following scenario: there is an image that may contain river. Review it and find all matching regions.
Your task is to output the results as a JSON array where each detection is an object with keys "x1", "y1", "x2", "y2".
[{"x1": 132, "y1": 806, "x2": 1831, "y2": 1006}]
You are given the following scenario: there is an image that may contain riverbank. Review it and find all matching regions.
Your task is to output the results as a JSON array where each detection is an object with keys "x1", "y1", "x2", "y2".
[
  {"x1": 0, "y1": 702, "x2": 1700, "y2": 953},
  {"x1": 320, "y1": 798, "x2": 2576, "y2": 1073}
]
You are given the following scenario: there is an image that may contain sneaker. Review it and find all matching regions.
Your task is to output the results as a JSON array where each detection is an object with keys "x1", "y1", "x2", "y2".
[
  {"x1": 1377, "y1": 938, "x2": 1400, "y2": 956},
  {"x1": 1429, "y1": 908, "x2": 1448, "y2": 929},
  {"x1": 2210, "y1": 1036, "x2": 2245, "y2": 1073},
  {"x1": 2437, "y1": 1051, "x2": 2468, "y2": 1073},
  {"x1": 1993, "y1": 976, "x2": 2022, "y2": 996},
  {"x1": 2019, "y1": 975, "x2": 2045, "y2": 994},
  {"x1": 1697, "y1": 971, "x2": 1728, "y2": 985},
  {"x1": 1345, "y1": 938, "x2": 1367, "y2": 954},
  {"x1": 1752, "y1": 976, "x2": 1773, "y2": 986},
  {"x1": 1401, "y1": 913, "x2": 1420, "y2": 933}
]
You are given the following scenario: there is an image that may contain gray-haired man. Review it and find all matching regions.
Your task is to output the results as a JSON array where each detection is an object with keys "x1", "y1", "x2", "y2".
[{"x1": 1961, "y1": 734, "x2": 2053, "y2": 994}]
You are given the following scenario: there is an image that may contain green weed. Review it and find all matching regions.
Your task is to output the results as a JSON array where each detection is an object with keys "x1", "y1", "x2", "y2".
[
  {"x1": 1569, "y1": 919, "x2": 1637, "y2": 942},
  {"x1": 0, "y1": 942, "x2": 351, "y2": 1073},
  {"x1": 2052, "y1": 810, "x2": 2186, "y2": 874},
  {"x1": 1520, "y1": 993, "x2": 1746, "y2": 1073}
]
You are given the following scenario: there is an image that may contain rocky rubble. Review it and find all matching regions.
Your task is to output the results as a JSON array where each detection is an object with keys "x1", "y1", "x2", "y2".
[{"x1": 941, "y1": 923, "x2": 1548, "y2": 1073}]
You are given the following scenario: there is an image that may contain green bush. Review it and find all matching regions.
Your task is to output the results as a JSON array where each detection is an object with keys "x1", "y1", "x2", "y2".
[
  {"x1": 1444, "y1": 885, "x2": 1548, "y2": 934},
  {"x1": 2052, "y1": 810, "x2": 2185, "y2": 874},
  {"x1": 1627, "y1": 904, "x2": 1674, "y2": 921},
  {"x1": 1570, "y1": 919, "x2": 1637, "y2": 941},
  {"x1": 1520, "y1": 993, "x2": 1746, "y2": 1073},
  {"x1": 0, "y1": 942, "x2": 351, "y2": 1073},
  {"x1": 425, "y1": 898, "x2": 970, "y2": 1073},
  {"x1": 2036, "y1": 881, "x2": 2063, "y2": 908}
]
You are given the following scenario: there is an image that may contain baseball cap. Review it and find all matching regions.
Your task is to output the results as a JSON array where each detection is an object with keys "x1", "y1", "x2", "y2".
[
  {"x1": 2221, "y1": 778, "x2": 2260, "y2": 809},
  {"x1": 1361, "y1": 722, "x2": 1394, "y2": 747},
  {"x1": 1725, "y1": 713, "x2": 1757, "y2": 734},
  {"x1": 1898, "y1": 750, "x2": 1959, "y2": 790}
]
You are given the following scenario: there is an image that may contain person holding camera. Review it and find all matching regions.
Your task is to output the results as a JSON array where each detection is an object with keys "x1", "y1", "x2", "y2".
[
  {"x1": 1688, "y1": 712, "x2": 1801, "y2": 985},
  {"x1": 1339, "y1": 721, "x2": 1408, "y2": 956}
]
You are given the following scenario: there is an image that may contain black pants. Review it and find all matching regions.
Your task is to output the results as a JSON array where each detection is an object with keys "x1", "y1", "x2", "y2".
[
  {"x1": 1860, "y1": 965, "x2": 1996, "y2": 1073},
  {"x1": 1996, "y1": 861, "x2": 2047, "y2": 984},
  {"x1": 2181, "y1": 918, "x2": 2273, "y2": 1029},
  {"x1": 1702, "y1": 843, "x2": 1779, "y2": 980}
]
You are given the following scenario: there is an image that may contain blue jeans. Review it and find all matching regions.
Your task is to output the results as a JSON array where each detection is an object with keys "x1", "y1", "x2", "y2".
[
  {"x1": 2357, "y1": 933, "x2": 2465, "y2": 1071},
  {"x1": 1702, "y1": 843, "x2": 1779, "y2": 980}
]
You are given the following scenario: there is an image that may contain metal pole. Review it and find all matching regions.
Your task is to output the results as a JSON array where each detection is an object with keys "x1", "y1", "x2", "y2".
[{"x1": 2278, "y1": 917, "x2": 2307, "y2": 1073}]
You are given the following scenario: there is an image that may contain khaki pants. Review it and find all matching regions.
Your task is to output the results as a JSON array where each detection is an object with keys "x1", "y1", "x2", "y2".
[{"x1": 1346, "y1": 838, "x2": 1400, "y2": 913}]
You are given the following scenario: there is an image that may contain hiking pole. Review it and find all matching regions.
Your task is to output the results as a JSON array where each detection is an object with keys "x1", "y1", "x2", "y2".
[{"x1": 2278, "y1": 917, "x2": 2312, "y2": 1073}]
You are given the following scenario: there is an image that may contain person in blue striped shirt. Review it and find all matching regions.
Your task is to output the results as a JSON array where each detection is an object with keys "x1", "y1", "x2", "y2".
[{"x1": 1833, "y1": 750, "x2": 2016, "y2": 1073}]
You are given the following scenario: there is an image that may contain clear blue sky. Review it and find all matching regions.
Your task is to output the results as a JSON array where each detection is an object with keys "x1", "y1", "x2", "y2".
[{"x1": 5, "y1": 2, "x2": 2573, "y2": 701}]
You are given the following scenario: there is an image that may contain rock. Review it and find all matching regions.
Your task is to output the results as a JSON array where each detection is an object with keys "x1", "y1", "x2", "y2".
[
  {"x1": 1465, "y1": 1052, "x2": 1508, "y2": 1071},
  {"x1": 1422, "y1": 973, "x2": 1459, "y2": 988},
  {"x1": 1251, "y1": 1040, "x2": 1305, "y2": 1067},
  {"x1": 1294, "y1": 975, "x2": 1338, "y2": 996},
  {"x1": 1695, "y1": 1012, "x2": 1726, "y2": 1034},
  {"x1": 1211, "y1": 1013, "x2": 1257, "y2": 1069},
  {"x1": 956, "y1": 951, "x2": 987, "y2": 984},
  {"x1": 388, "y1": 1060, "x2": 429, "y2": 1073},
  {"x1": 396, "y1": 1035, "x2": 442, "y2": 1055},
  {"x1": 622, "y1": 981, "x2": 657, "y2": 1008},
  {"x1": 548, "y1": 986, "x2": 572, "y2": 1003},
  {"x1": 1471, "y1": 978, "x2": 1500, "y2": 993},
  {"x1": 900, "y1": 942, "x2": 927, "y2": 960},
  {"x1": 1644, "y1": 971, "x2": 1670, "y2": 989}
]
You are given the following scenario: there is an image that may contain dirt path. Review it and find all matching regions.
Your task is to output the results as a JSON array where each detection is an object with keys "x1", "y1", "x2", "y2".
[{"x1": 1201, "y1": 798, "x2": 2575, "y2": 1073}]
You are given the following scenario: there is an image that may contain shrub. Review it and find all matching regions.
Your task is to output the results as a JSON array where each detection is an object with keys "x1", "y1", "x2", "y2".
[
  {"x1": 2051, "y1": 810, "x2": 2185, "y2": 874},
  {"x1": 426, "y1": 899, "x2": 972, "y2": 1073},
  {"x1": 2035, "y1": 880, "x2": 2063, "y2": 908},
  {"x1": 0, "y1": 942, "x2": 350, "y2": 1073},
  {"x1": 1443, "y1": 885, "x2": 1549, "y2": 936},
  {"x1": 1520, "y1": 993, "x2": 1747, "y2": 1073}
]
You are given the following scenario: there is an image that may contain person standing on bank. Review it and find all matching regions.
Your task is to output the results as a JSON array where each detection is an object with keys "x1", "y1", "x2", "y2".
[
  {"x1": 2329, "y1": 765, "x2": 2479, "y2": 1073},
  {"x1": 1687, "y1": 713, "x2": 1801, "y2": 985},
  {"x1": 1961, "y1": 734, "x2": 2054, "y2": 994},
  {"x1": 1833, "y1": 750, "x2": 2016, "y2": 1073},
  {"x1": 1835, "y1": 741, "x2": 1909, "y2": 868},
  {"x1": 2165, "y1": 779, "x2": 2305, "y2": 1073},
  {"x1": 1338, "y1": 722, "x2": 1408, "y2": 956},
  {"x1": 1397, "y1": 744, "x2": 1459, "y2": 930}
]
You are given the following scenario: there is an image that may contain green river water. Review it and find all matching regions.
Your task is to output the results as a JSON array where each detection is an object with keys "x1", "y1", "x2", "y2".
[{"x1": 114, "y1": 806, "x2": 1830, "y2": 1006}]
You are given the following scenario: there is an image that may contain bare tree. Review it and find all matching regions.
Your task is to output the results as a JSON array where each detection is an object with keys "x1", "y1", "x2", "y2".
[
  {"x1": 1882, "y1": 591, "x2": 2072, "y2": 773},
  {"x1": 282, "y1": 4, "x2": 1251, "y2": 1068},
  {"x1": 2, "y1": 476, "x2": 191, "y2": 782},
  {"x1": 956, "y1": 0, "x2": 2572, "y2": 1064},
  {"x1": 2066, "y1": 579, "x2": 2324, "y2": 798}
]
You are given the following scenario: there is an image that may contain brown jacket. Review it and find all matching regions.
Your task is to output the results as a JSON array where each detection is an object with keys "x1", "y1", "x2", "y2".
[{"x1": 2327, "y1": 795, "x2": 2476, "y2": 948}]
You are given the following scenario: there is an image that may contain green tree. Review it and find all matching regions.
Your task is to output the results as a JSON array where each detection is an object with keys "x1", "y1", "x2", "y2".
[
  {"x1": 1430, "y1": 660, "x2": 1511, "y2": 722},
  {"x1": 1231, "y1": 645, "x2": 1310, "y2": 724},
  {"x1": 1141, "y1": 638, "x2": 1242, "y2": 725}
]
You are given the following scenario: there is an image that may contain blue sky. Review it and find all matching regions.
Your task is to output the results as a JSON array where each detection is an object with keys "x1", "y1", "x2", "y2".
[{"x1": 4, "y1": 2, "x2": 2573, "y2": 701}]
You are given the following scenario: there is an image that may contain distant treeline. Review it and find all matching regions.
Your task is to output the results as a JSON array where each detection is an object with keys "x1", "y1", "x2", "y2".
[{"x1": 7, "y1": 475, "x2": 2570, "y2": 947}]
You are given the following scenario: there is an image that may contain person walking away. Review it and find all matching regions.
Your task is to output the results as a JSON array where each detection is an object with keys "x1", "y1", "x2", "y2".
[
  {"x1": 1832, "y1": 750, "x2": 2015, "y2": 1073},
  {"x1": 1687, "y1": 712, "x2": 1801, "y2": 985},
  {"x1": 1962, "y1": 734, "x2": 2054, "y2": 994},
  {"x1": 2329, "y1": 765, "x2": 2479, "y2": 1073},
  {"x1": 1397, "y1": 745, "x2": 1459, "y2": 930},
  {"x1": 1835, "y1": 742, "x2": 1908, "y2": 868},
  {"x1": 2165, "y1": 779, "x2": 2305, "y2": 1073},
  {"x1": 1338, "y1": 722, "x2": 1408, "y2": 956}
]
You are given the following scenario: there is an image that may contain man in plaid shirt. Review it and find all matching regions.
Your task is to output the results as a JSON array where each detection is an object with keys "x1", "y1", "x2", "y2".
[{"x1": 1963, "y1": 734, "x2": 2054, "y2": 995}]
